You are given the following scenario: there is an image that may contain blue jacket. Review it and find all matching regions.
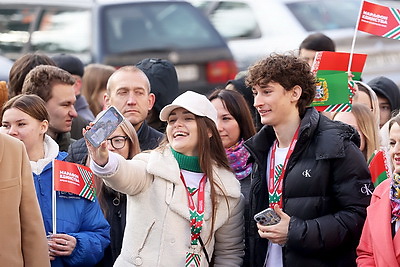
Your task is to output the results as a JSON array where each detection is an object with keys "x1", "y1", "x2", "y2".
[{"x1": 33, "y1": 152, "x2": 110, "y2": 267}]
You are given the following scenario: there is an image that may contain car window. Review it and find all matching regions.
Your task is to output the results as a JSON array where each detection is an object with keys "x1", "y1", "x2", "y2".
[
  {"x1": 0, "y1": 6, "x2": 90, "y2": 60},
  {"x1": 286, "y1": 0, "x2": 360, "y2": 31},
  {"x1": 102, "y1": 2, "x2": 224, "y2": 54},
  {"x1": 191, "y1": 1, "x2": 260, "y2": 40},
  {"x1": 31, "y1": 8, "x2": 90, "y2": 53},
  {"x1": 0, "y1": 7, "x2": 37, "y2": 54}
]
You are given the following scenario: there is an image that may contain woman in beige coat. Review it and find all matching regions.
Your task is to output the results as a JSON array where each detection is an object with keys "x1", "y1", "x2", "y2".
[
  {"x1": 0, "y1": 133, "x2": 50, "y2": 267},
  {"x1": 86, "y1": 91, "x2": 244, "y2": 266}
]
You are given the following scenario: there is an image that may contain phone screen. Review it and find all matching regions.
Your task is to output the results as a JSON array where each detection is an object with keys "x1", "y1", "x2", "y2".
[{"x1": 85, "y1": 106, "x2": 124, "y2": 147}]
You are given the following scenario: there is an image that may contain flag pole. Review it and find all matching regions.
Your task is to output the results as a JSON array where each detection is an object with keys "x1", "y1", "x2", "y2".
[
  {"x1": 348, "y1": 0, "x2": 365, "y2": 73},
  {"x1": 52, "y1": 160, "x2": 56, "y2": 235}
]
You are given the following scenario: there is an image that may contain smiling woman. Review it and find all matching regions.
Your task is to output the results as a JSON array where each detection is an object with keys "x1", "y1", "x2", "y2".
[
  {"x1": 86, "y1": 90, "x2": 245, "y2": 266},
  {"x1": 357, "y1": 113, "x2": 400, "y2": 266}
]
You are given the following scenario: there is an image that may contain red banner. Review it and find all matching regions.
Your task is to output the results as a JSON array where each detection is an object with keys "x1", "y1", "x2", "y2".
[
  {"x1": 311, "y1": 51, "x2": 367, "y2": 76},
  {"x1": 53, "y1": 160, "x2": 96, "y2": 201},
  {"x1": 358, "y1": 1, "x2": 400, "y2": 40}
]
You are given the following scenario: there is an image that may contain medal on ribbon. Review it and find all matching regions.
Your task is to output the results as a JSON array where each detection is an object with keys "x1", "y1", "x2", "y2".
[{"x1": 181, "y1": 172, "x2": 207, "y2": 267}]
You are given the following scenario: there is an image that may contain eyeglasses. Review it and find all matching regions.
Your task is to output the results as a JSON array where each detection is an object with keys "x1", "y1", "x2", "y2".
[{"x1": 107, "y1": 136, "x2": 129, "y2": 149}]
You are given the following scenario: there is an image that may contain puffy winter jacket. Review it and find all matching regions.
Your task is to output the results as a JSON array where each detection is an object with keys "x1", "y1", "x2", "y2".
[
  {"x1": 33, "y1": 152, "x2": 110, "y2": 267},
  {"x1": 244, "y1": 107, "x2": 373, "y2": 267}
]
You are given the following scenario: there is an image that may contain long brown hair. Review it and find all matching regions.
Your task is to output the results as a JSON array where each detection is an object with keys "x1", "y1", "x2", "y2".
[
  {"x1": 333, "y1": 103, "x2": 379, "y2": 161},
  {"x1": 197, "y1": 116, "x2": 232, "y2": 243},
  {"x1": 208, "y1": 88, "x2": 256, "y2": 141},
  {"x1": 351, "y1": 104, "x2": 380, "y2": 161}
]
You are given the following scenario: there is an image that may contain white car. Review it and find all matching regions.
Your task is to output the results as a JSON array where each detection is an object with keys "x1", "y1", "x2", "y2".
[{"x1": 191, "y1": 0, "x2": 400, "y2": 85}]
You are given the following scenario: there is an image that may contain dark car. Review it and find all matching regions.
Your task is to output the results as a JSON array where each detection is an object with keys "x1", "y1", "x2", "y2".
[{"x1": 0, "y1": 0, "x2": 237, "y2": 94}]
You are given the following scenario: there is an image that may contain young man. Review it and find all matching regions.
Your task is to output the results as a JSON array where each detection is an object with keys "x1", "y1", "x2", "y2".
[
  {"x1": 244, "y1": 54, "x2": 373, "y2": 266},
  {"x1": 21, "y1": 65, "x2": 78, "y2": 151},
  {"x1": 52, "y1": 53, "x2": 94, "y2": 140},
  {"x1": 52, "y1": 53, "x2": 95, "y2": 121}
]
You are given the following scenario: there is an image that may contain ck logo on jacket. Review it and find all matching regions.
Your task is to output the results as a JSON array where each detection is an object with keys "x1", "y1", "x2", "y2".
[
  {"x1": 302, "y1": 169, "x2": 311, "y2": 178},
  {"x1": 360, "y1": 183, "x2": 373, "y2": 196}
]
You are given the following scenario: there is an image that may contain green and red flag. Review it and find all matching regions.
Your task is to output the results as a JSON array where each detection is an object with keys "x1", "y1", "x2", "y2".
[
  {"x1": 53, "y1": 159, "x2": 96, "y2": 201},
  {"x1": 311, "y1": 51, "x2": 367, "y2": 81},
  {"x1": 368, "y1": 150, "x2": 391, "y2": 186},
  {"x1": 358, "y1": 1, "x2": 400, "y2": 40},
  {"x1": 310, "y1": 51, "x2": 367, "y2": 112}
]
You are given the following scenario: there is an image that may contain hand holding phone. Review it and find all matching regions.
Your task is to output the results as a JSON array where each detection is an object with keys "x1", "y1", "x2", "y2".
[
  {"x1": 84, "y1": 106, "x2": 124, "y2": 148},
  {"x1": 254, "y1": 208, "x2": 281, "y2": 226}
]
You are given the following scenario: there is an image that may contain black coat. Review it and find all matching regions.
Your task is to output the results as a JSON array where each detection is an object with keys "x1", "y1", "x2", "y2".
[{"x1": 244, "y1": 107, "x2": 374, "y2": 267}]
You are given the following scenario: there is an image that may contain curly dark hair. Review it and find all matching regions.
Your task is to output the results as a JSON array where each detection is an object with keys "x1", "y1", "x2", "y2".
[{"x1": 245, "y1": 53, "x2": 316, "y2": 117}]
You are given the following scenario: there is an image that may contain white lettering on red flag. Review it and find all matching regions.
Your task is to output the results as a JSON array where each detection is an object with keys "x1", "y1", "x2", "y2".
[
  {"x1": 358, "y1": 1, "x2": 400, "y2": 40},
  {"x1": 53, "y1": 160, "x2": 96, "y2": 201}
]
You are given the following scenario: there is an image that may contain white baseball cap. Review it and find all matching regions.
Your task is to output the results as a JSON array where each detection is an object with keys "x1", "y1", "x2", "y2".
[{"x1": 159, "y1": 91, "x2": 217, "y2": 124}]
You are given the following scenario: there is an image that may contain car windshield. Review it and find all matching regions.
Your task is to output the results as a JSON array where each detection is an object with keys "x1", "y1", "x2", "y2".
[
  {"x1": 0, "y1": 7, "x2": 90, "y2": 58},
  {"x1": 191, "y1": 1, "x2": 260, "y2": 40},
  {"x1": 191, "y1": 0, "x2": 361, "y2": 40},
  {"x1": 286, "y1": 0, "x2": 360, "y2": 31},
  {"x1": 102, "y1": 2, "x2": 224, "y2": 54}
]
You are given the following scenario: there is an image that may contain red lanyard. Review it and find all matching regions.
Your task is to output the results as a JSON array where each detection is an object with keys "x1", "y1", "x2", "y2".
[
  {"x1": 180, "y1": 172, "x2": 207, "y2": 244},
  {"x1": 268, "y1": 126, "x2": 300, "y2": 208}
]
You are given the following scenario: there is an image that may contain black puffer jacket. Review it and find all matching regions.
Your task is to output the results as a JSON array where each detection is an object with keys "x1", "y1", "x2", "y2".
[{"x1": 244, "y1": 107, "x2": 373, "y2": 267}]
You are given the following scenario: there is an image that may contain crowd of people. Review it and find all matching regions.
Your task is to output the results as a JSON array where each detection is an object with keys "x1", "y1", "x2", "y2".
[{"x1": 1, "y1": 31, "x2": 400, "y2": 267}]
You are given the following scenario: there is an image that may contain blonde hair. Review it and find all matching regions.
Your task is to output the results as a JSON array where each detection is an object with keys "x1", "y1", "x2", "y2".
[
  {"x1": 333, "y1": 103, "x2": 380, "y2": 161},
  {"x1": 354, "y1": 81, "x2": 380, "y2": 129},
  {"x1": 94, "y1": 118, "x2": 140, "y2": 216}
]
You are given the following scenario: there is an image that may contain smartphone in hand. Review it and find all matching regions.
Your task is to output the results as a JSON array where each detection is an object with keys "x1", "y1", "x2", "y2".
[
  {"x1": 84, "y1": 106, "x2": 124, "y2": 148},
  {"x1": 254, "y1": 208, "x2": 281, "y2": 226}
]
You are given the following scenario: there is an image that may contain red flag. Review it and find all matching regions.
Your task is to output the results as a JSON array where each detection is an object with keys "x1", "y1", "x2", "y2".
[
  {"x1": 53, "y1": 160, "x2": 96, "y2": 201},
  {"x1": 358, "y1": 1, "x2": 400, "y2": 40},
  {"x1": 311, "y1": 51, "x2": 367, "y2": 80},
  {"x1": 368, "y1": 150, "x2": 391, "y2": 186}
]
